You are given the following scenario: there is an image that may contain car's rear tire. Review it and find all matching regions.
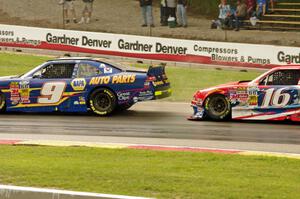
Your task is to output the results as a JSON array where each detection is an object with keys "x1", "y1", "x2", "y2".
[
  {"x1": 89, "y1": 88, "x2": 117, "y2": 116},
  {"x1": 205, "y1": 94, "x2": 231, "y2": 120},
  {"x1": 0, "y1": 92, "x2": 6, "y2": 112}
]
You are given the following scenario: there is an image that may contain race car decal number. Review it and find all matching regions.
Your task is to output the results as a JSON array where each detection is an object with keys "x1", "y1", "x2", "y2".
[
  {"x1": 38, "y1": 82, "x2": 66, "y2": 104},
  {"x1": 261, "y1": 88, "x2": 291, "y2": 108}
]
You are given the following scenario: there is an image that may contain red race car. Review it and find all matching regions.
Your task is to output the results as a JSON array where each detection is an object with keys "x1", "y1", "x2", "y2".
[{"x1": 189, "y1": 66, "x2": 300, "y2": 122}]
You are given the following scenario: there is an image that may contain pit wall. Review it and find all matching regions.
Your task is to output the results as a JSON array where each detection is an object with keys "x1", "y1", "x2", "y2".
[{"x1": 0, "y1": 24, "x2": 299, "y2": 69}]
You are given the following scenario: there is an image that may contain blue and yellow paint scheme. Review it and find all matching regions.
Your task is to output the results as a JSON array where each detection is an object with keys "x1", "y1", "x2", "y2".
[{"x1": 0, "y1": 58, "x2": 171, "y2": 114}]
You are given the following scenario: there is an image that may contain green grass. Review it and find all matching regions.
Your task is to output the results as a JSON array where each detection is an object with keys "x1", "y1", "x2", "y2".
[
  {"x1": 0, "y1": 145, "x2": 299, "y2": 199},
  {"x1": 0, "y1": 52, "x2": 50, "y2": 76},
  {"x1": 0, "y1": 52, "x2": 262, "y2": 102}
]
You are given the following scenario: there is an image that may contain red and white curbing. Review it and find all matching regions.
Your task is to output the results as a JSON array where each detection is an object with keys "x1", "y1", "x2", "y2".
[{"x1": 1, "y1": 139, "x2": 300, "y2": 159}]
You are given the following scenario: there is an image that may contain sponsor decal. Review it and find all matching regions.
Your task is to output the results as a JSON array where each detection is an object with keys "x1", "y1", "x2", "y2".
[
  {"x1": 112, "y1": 75, "x2": 136, "y2": 84},
  {"x1": 79, "y1": 96, "x2": 86, "y2": 105},
  {"x1": 73, "y1": 96, "x2": 85, "y2": 105},
  {"x1": 104, "y1": 66, "x2": 113, "y2": 74},
  {"x1": 10, "y1": 82, "x2": 20, "y2": 105},
  {"x1": 89, "y1": 76, "x2": 110, "y2": 85},
  {"x1": 71, "y1": 78, "x2": 86, "y2": 91},
  {"x1": 117, "y1": 92, "x2": 131, "y2": 101},
  {"x1": 230, "y1": 87, "x2": 251, "y2": 106},
  {"x1": 247, "y1": 86, "x2": 259, "y2": 106},
  {"x1": 153, "y1": 80, "x2": 165, "y2": 87},
  {"x1": 19, "y1": 80, "x2": 31, "y2": 104},
  {"x1": 135, "y1": 90, "x2": 154, "y2": 101}
]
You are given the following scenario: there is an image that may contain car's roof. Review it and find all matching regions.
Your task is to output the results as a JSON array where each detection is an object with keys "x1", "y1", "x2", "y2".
[
  {"x1": 49, "y1": 57, "x2": 113, "y2": 63},
  {"x1": 272, "y1": 65, "x2": 300, "y2": 70},
  {"x1": 48, "y1": 57, "x2": 145, "y2": 71}
]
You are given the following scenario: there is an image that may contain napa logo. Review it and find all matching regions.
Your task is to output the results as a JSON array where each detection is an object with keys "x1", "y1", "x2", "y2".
[{"x1": 71, "y1": 78, "x2": 86, "y2": 91}]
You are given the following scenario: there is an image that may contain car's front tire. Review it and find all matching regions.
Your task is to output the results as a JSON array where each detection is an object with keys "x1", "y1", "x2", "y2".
[
  {"x1": 0, "y1": 92, "x2": 6, "y2": 112},
  {"x1": 205, "y1": 94, "x2": 231, "y2": 120},
  {"x1": 89, "y1": 88, "x2": 117, "y2": 116}
]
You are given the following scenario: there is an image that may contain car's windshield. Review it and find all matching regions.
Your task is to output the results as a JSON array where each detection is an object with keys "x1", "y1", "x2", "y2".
[{"x1": 250, "y1": 69, "x2": 274, "y2": 85}]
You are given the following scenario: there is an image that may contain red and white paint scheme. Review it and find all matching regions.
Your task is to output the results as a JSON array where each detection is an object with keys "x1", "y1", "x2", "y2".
[{"x1": 190, "y1": 66, "x2": 300, "y2": 122}]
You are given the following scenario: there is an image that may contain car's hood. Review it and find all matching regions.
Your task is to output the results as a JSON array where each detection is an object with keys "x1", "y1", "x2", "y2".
[
  {"x1": 0, "y1": 75, "x2": 19, "y2": 81},
  {"x1": 199, "y1": 80, "x2": 251, "y2": 93},
  {"x1": 215, "y1": 80, "x2": 251, "y2": 88}
]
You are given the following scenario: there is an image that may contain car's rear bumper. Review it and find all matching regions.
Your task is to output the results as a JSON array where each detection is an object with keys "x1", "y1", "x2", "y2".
[{"x1": 154, "y1": 86, "x2": 172, "y2": 99}]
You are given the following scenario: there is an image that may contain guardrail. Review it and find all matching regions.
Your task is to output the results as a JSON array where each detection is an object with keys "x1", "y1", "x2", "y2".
[{"x1": 0, "y1": 185, "x2": 153, "y2": 199}]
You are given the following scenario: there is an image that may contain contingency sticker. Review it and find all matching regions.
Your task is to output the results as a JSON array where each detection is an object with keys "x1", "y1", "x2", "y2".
[
  {"x1": 19, "y1": 80, "x2": 31, "y2": 104},
  {"x1": 10, "y1": 82, "x2": 20, "y2": 105}
]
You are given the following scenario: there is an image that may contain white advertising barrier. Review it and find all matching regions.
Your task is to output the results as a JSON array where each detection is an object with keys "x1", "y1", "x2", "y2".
[
  {"x1": 0, "y1": 24, "x2": 300, "y2": 68},
  {"x1": 0, "y1": 185, "x2": 153, "y2": 199}
]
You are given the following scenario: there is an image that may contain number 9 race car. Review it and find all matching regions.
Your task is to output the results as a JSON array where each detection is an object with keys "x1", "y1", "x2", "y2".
[
  {"x1": 189, "y1": 66, "x2": 300, "y2": 122},
  {"x1": 0, "y1": 57, "x2": 171, "y2": 115}
]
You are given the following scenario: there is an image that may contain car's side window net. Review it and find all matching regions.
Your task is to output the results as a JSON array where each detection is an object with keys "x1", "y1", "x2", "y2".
[
  {"x1": 260, "y1": 70, "x2": 300, "y2": 86},
  {"x1": 33, "y1": 63, "x2": 75, "y2": 79},
  {"x1": 77, "y1": 63, "x2": 101, "y2": 78}
]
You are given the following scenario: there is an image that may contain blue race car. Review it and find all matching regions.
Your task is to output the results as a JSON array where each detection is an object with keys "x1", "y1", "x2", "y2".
[{"x1": 0, "y1": 57, "x2": 171, "y2": 115}]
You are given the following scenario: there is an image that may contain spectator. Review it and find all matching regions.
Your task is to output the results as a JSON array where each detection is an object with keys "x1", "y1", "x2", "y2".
[
  {"x1": 139, "y1": 0, "x2": 154, "y2": 27},
  {"x1": 233, "y1": 0, "x2": 247, "y2": 31},
  {"x1": 177, "y1": 0, "x2": 189, "y2": 28},
  {"x1": 246, "y1": 0, "x2": 256, "y2": 17},
  {"x1": 60, "y1": 0, "x2": 77, "y2": 24},
  {"x1": 160, "y1": 0, "x2": 168, "y2": 26},
  {"x1": 256, "y1": 0, "x2": 266, "y2": 17},
  {"x1": 269, "y1": 0, "x2": 276, "y2": 12},
  {"x1": 166, "y1": 0, "x2": 177, "y2": 24},
  {"x1": 78, "y1": 0, "x2": 94, "y2": 24},
  {"x1": 218, "y1": 0, "x2": 231, "y2": 28}
]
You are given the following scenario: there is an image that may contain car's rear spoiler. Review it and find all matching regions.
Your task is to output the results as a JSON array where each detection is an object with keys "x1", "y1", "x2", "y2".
[{"x1": 147, "y1": 64, "x2": 167, "y2": 80}]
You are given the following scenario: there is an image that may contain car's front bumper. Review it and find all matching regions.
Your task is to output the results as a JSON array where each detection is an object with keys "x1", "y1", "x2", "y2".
[{"x1": 189, "y1": 102, "x2": 205, "y2": 120}]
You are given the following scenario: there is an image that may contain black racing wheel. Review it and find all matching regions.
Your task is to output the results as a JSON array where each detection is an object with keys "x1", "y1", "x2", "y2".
[
  {"x1": 205, "y1": 94, "x2": 231, "y2": 120},
  {"x1": 89, "y1": 88, "x2": 117, "y2": 116},
  {"x1": 0, "y1": 92, "x2": 5, "y2": 112}
]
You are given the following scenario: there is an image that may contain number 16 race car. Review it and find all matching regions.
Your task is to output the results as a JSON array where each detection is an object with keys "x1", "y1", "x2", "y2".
[
  {"x1": 0, "y1": 57, "x2": 171, "y2": 115},
  {"x1": 190, "y1": 66, "x2": 300, "y2": 122}
]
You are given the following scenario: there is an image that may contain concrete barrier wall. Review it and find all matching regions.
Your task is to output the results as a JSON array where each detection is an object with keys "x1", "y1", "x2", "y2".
[
  {"x1": 1, "y1": 24, "x2": 300, "y2": 69},
  {"x1": 0, "y1": 185, "x2": 153, "y2": 199}
]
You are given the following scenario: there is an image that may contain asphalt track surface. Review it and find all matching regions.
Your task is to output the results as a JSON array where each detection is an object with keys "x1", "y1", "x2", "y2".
[{"x1": 0, "y1": 102, "x2": 300, "y2": 154}]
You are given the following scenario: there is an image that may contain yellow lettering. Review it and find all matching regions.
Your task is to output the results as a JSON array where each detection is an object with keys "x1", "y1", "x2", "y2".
[
  {"x1": 104, "y1": 76, "x2": 110, "y2": 84},
  {"x1": 112, "y1": 76, "x2": 118, "y2": 84},
  {"x1": 122, "y1": 76, "x2": 128, "y2": 83},
  {"x1": 130, "y1": 75, "x2": 136, "y2": 83}
]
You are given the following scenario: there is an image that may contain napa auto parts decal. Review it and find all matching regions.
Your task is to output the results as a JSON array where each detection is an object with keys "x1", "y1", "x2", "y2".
[{"x1": 0, "y1": 24, "x2": 300, "y2": 68}]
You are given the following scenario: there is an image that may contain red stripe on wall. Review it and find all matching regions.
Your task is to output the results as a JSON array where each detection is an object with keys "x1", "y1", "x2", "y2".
[{"x1": 0, "y1": 42, "x2": 279, "y2": 69}]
